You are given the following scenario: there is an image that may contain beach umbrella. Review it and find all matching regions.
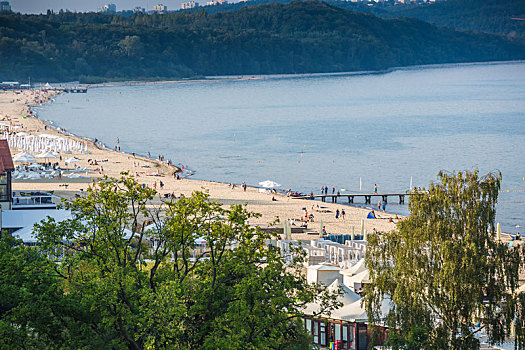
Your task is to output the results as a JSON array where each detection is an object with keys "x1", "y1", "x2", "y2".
[
  {"x1": 36, "y1": 151, "x2": 58, "y2": 162},
  {"x1": 13, "y1": 151, "x2": 36, "y2": 163},
  {"x1": 65, "y1": 157, "x2": 80, "y2": 165},
  {"x1": 258, "y1": 180, "x2": 281, "y2": 188}
]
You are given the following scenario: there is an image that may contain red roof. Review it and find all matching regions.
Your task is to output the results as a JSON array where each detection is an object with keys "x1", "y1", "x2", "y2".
[{"x1": 0, "y1": 139, "x2": 14, "y2": 173}]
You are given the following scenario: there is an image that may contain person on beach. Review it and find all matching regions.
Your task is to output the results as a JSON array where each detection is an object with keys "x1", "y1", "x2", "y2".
[
  {"x1": 341, "y1": 209, "x2": 345, "y2": 220},
  {"x1": 382, "y1": 201, "x2": 386, "y2": 212},
  {"x1": 378, "y1": 201, "x2": 382, "y2": 212},
  {"x1": 335, "y1": 209, "x2": 340, "y2": 219}
]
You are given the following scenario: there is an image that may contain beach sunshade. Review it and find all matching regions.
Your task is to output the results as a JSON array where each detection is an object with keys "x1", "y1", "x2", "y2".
[
  {"x1": 36, "y1": 151, "x2": 58, "y2": 159},
  {"x1": 65, "y1": 157, "x2": 80, "y2": 164},
  {"x1": 13, "y1": 151, "x2": 36, "y2": 163},
  {"x1": 258, "y1": 180, "x2": 281, "y2": 188}
]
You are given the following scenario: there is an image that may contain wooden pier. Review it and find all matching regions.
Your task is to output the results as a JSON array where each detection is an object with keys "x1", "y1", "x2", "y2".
[{"x1": 292, "y1": 192, "x2": 423, "y2": 204}]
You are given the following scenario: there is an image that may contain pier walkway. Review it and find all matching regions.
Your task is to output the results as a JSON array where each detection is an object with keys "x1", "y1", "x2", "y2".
[{"x1": 292, "y1": 192, "x2": 424, "y2": 204}]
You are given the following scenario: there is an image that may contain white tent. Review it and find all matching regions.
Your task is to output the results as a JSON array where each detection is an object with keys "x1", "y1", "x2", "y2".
[
  {"x1": 332, "y1": 296, "x2": 393, "y2": 323},
  {"x1": 344, "y1": 269, "x2": 370, "y2": 292},
  {"x1": 344, "y1": 258, "x2": 367, "y2": 276}
]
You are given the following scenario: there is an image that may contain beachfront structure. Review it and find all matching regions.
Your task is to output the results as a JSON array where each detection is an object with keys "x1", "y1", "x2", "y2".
[
  {"x1": 181, "y1": 1, "x2": 197, "y2": 9},
  {"x1": 306, "y1": 262, "x2": 342, "y2": 285},
  {"x1": 301, "y1": 278, "x2": 390, "y2": 349},
  {"x1": 0, "y1": 140, "x2": 14, "y2": 210},
  {"x1": 133, "y1": 6, "x2": 146, "y2": 13},
  {"x1": 0, "y1": 1, "x2": 11, "y2": 11}
]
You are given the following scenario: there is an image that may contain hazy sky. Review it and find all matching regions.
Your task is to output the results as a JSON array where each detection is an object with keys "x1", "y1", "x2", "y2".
[{"x1": 9, "y1": 0, "x2": 186, "y2": 14}]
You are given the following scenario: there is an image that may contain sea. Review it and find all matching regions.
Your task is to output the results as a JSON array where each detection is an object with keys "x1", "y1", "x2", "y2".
[{"x1": 35, "y1": 61, "x2": 525, "y2": 234}]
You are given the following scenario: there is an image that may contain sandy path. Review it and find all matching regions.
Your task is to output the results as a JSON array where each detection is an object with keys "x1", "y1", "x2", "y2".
[{"x1": 1, "y1": 89, "x2": 399, "y2": 238}]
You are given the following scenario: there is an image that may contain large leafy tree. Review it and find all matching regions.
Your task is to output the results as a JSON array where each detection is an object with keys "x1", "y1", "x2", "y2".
[
  {"x1": 34, "y1": 175, "x2": 338, "y2": 349},
  {"x1": 0, "y1": 236, "x2": 115, "y2": 349},
  {"x1": 365, "y1": 170, "x2": 525, "y2": 349}
]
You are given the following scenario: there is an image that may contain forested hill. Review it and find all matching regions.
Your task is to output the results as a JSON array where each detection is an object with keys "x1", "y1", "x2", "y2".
[
  {"x1": 376, "y1": 0, "x2": 525, "y2": 39},
  {"x1": 1, "y1": 1, "x2": 524, "y2": 83}
]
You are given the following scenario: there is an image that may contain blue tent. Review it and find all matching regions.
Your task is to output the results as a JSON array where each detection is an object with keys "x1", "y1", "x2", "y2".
[{"x1": 367, "y1": 211, "x2": 376, "y2": 219}]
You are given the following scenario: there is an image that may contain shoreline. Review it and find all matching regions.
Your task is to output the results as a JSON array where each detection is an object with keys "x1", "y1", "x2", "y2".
[
  {"x1": 0, "y1": 88, "x2": 400, "y2": 238},
  {"x1": 33, "y1": 59, "x2": 525, "y2": 90}
]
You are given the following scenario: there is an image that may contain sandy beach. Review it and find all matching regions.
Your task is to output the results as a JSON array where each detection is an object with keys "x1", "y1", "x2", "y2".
[{"x1": 0, "y1": 88, "x2": 400, "y2": 239}]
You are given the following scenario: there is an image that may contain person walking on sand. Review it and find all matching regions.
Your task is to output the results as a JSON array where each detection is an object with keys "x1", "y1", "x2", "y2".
[
  {"x1": 341, "y1": 209, "x2": 345, "y2": 220},
  {"x1": 335, "y1": 209, "x2": 340, "y2": 219}
]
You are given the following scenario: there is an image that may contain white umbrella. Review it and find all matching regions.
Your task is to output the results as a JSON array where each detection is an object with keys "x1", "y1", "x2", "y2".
[
  {"x1": 13, "y1": 151, "x2": 36, "y2": 163},
  {"x1": 258, "y1": 180, "x2": 281, "y2": 188},
  {"x1": 36, "y1": 151, "x2": 58, "y2": 161},
  {"x1": 65, "y1": 157, "x2": 80, "y2": 164}
]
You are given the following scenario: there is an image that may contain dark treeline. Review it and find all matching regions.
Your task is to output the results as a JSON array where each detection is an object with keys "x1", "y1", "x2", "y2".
[
  {"x1": 377, "y1": 0, "x2": 525, "y2": 38},
  {"x1": 195, "y1": 0, "x2": 525, "y2": 38},
  {"x1": 1, "y1": 1, "x2": 524, "y2": 83}
]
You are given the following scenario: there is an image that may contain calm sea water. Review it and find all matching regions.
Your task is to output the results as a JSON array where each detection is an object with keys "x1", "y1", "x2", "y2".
[{"x1": 37, "y1": 62, "x2": 525, "y2": 233}]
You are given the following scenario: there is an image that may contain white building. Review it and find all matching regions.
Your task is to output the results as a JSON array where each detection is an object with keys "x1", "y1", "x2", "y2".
[
  {"x1": 97, "y1": 3, "x2": 117, "y2": 14},
  {"x1": 153, "y1": 4, "x2": 167, "y2": 13},
  {"x1": 181, "y1": 1, "x2": 197, "y2": 9}
]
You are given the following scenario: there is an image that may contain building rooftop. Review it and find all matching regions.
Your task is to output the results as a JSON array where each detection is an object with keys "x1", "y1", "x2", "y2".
[{"x1": 0, "y1": 139, "x2": 14, "y2": 173}]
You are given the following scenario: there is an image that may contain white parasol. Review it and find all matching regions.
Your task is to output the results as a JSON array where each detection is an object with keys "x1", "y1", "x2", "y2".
[
  {"x1": 13, "y1": 151, "x2": 36, "y2": 163},
  {"x1": 258, "y1": 180, "x2": 281, "y2": 188},
  {"x1": 65, "y1": 157, "x2": 80, "y2": 164}
]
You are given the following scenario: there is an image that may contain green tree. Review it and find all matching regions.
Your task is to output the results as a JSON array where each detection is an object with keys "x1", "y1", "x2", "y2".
[
  {"x1": 117, "y1": 35, "x2": 143, "y2": 57},
  {"x1": 365, "y1": 170, "x2": 525, "y2": 349},
  {"x1": 35, "y1": 175, "x2": 339, "y2": 349},
  {"x1": 0, "y1": 236, "x2": 115, "y2": 349}
]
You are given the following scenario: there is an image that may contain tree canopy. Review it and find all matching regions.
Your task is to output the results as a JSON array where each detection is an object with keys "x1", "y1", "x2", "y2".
[
  {"x1": 1, "y1": 1, "x2": 524, "y2": 82},
  {"x1": 17, "y1": 174, "x2": 340, "y2": 349},
  {"x1": 365, "y1": 170, "x2": 525, "y2": 349}
]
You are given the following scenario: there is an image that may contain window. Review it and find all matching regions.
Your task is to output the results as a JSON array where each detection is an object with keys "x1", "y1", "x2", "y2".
[
  {"x1": 320, "y1": 322, "x2": 327, "y2": 346},
  {"x1": 305, "y1": 319, "x2": 312, "y2": 333},
  {"x1": 335, "y1": 324, "x2": 341, "y2": 340},
  {"x1": 0, "y1": 173, "x2": 8, "y2": 201}
]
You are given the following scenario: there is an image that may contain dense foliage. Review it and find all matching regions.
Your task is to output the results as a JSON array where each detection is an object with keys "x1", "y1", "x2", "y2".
[
  {"x1": 1, "y1": 1, "x2": 524, "y2": 82},
  {"x1": 9, "y1": 175, "x2": 338, "y2": 349},
  {"x1": 200, "y1": 0, "x2": 525, "y2": 38},
  {"x1": 365, "y1": 170, "x2": 525, "y2": 349},
  {"x1": 377, "y1": 0, "x2": 525, "y2": 39}
]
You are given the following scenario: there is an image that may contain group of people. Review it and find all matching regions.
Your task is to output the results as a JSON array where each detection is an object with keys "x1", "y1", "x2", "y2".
[{"x1": 320, "y1": 185, "x2": 336, "y2": 195}]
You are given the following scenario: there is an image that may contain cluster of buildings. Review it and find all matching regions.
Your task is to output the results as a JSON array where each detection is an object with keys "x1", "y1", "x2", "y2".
[
  {"x1": 268, "y1": 236, "x2": 388, "y2": 349},
  {"x1": 96, "y1": 3, "x2": 169, "y2": 14}
]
